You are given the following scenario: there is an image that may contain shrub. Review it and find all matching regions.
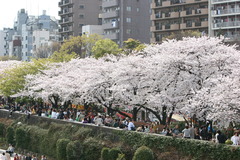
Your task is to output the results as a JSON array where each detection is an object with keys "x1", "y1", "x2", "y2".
[
  {"x1": 82, "y1": 137, "x2": 103, "y2": 160},
  {"x1": 6, "y1": 126, "x2": 15, "y2": 146},
  {"x1": 109, "y1": 148, "x2": 122, "y2": 160},
  {"x1": 101, "y1": 147, "x2": 110, "y2": 160},
  {"x1": 15, "y1": 128, "x2": 29, "y2": 149},
  {"x1": 66, "y1": 140, "x2": 83, "y2": 160},
  {"x1": 0, "y1": 123, "x2": 5, "y2": 138},
  {"x1": 116, "y1": 153, "x2": 126, "y2": 160},
  {"x1": 132, "y1": 146, "x2": 154, "y2": 160},
  {"x1": 73, "y1": 127, "x2": 93, "y2": 141},
  {"x1": 26, "y1": 126, "x2": 47, "y2": 154},
  {"x1": 56, "y1": 139, "x2": 71, "y2": 160}
]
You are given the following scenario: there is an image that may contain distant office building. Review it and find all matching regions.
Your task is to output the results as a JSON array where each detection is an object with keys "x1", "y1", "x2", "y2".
[
  {"x1": 102, "y1": 0, "x2": 151, "y2": 45},
  {"x1": 209, "y1": 0, "x2": 240, "y2": 42},
  {"x1": 151, "y1": 0, "x2": 208, "y2": 43},
  {"x1": 58, "y1": 0, "x2": 102, "y2": 42}
]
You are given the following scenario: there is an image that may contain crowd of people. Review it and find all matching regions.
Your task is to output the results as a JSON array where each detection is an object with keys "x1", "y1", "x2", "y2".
[
  {"x1": 0, "y1": 144, "x2": 47, "y2": 160},
  {"x1": 2, "y1": 103, "x2": 240, "y2": 146}
]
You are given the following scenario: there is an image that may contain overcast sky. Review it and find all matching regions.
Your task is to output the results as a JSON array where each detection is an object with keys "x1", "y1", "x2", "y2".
[{"x1": 0, "y1": 0, "x2": 60, "y2": 30}]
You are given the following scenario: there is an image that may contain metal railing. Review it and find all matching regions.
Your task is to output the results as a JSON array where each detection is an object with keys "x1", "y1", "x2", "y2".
[
  {"x1": 213, "y1": 21, "x2": 240, "y2": 28},
  {"x1": 213, "y1": 8, "x2": 240, "y2": 15}
]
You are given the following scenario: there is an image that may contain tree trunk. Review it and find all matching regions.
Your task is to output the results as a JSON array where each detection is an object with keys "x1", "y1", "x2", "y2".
[
  {"x1": 167, "y1": 112, "x2": 173, "y2": 125},
  {"x1": 145, "y1": 107, "x2": 163, "y2": 124},
  {"x1": 161, "y1": 106, "x2": 167, "y2": 125}
]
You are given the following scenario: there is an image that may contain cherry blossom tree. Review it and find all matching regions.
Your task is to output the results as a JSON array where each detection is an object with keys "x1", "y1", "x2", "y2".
[{"x1": 14, "y1": 37, "x2": 240, "y2": 125}]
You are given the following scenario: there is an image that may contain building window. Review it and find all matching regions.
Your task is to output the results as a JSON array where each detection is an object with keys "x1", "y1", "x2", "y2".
[
  {"x1": 25, "y1": 36, "x2": 27, "y2": 40},
  {"x1": 99, "y1": 6, "x2": 102, "y2": 11},
  {"x1": 79, "y1": 24, "x2": 84, "y2": 28},
  {"x1": 126, "y1": 29, "x2": 131, "y2": 34},
  {"x1": 25, "y1": 44, "x2": 27, "y2": 48},
  {"x1": 79, "y1": 5, "x2": 85, "y2": 9},
  {"x1": 137, "y1": 8, "x2": 139, "y2": 12},
  {"x1": 126, "y1": 6, "x2": 131, "y2": 11},
  {"x1": 126, "y1": 18, "x2": 131, "y2": 23},
  {"x1": 79, "y1": 14, "x2": 84, "y2": 19}
]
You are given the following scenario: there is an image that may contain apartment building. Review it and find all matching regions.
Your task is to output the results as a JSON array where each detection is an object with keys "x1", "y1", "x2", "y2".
[
  {"x1": 3, "y1": 28, "x2": 15, "y2": 57},
  {"x1": 58, "y1": 0, "x2": 102, "y2": 42},
  {"x1": 209, "y1": 0, "x2": 240, "y2": 42},
  {"x1": 0, "y1": 31, "x2": 5, "y2": 56},
  {"x1": 102, "y1": 0, "x2": 151, "y2": 45},
  {"x1": 151, "y1": 0, "x2": 208, "y2": 43}
]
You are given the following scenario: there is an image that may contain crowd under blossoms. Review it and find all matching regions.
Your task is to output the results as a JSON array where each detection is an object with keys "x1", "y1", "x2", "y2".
[{"x1": 2, "y1": 36, "x2": 240, "y2": 126}]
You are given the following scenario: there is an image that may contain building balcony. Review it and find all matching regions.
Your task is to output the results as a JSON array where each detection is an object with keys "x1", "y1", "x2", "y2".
[
  {"x1": 151, "y1": 12, "x2": 180, "y2": 20},
  {"x1": 59, "y1": 26, "x2": 73, "y2": 33},
  {"x1": 212, "y1": 21, "x2": 240, "y2": 29},
  {"x1": 102, "y1": 22, "x2": 118, "y2": 29},
  {"x1": 59, "y1": 8, "x2": 73, "y2": 16},
  {"x1": 102, "y1": 11, "x2": 119, "y2": 19},
  {"x1": 224, "y1": 34, "x2": 240, "y2": 42},
  {"x1": 162, "y1": 1, "x2": 171, "y2": 7},
  {"x1": 212, "y1": 8, "x2": 240, "y2": 17},
  {"x1": 102, "y1": 0, "x2": 118, "y2": 8},
  {"x1": 59, "y1": 17, "x2": 73, "y2": 25},
  {"x1": 180, "y1": 8, "x2": 208, "y2": 17},
  {"x1": 155, "y1": 0, "x2": 208, "y2": 8},
  {"x1": 212, "y1": 0, "x2": 240, "y2": 4},
  {"x1": 151, "y1": 26, "x2": 156, "y2": 32},
  {"x1": 180, "y1": 21, "x2": 208, "y2": 29},
  {"x1": 104, "y1": 33, "x2": 119, "y2": 40},
  {"x1": 59, "y1": 0, "x2": 73, "y2": 7},
  {"x1": 151, "y1": 24, "x2": 180, "y2": 31}
]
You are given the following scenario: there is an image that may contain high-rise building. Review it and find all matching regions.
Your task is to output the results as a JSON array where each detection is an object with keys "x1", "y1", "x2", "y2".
[
  {"x1": 14, "y1": 9, "x2": 28, "y2": 35},
  {"x1": 151, "y1": 0, "x2": 208, "y2": 43},
  {"x1": 58, "y1": 0, "x2": 102, "y2": 42},
  {"x1": 21, "y1": 11, "x2": 59, "y2": 61},
  {"x1": 209, "y1": 0, "x2": 240, "y2": 42},
  {"x1": 102, "y1": 0, "x2": 151, "y2": 45}
]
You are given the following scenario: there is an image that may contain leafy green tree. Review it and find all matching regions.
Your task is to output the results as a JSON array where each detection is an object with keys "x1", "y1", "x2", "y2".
[
  {"x1": 58, "y1": 34, "x2": 102, "y2": 58},
  {"x1": 163, "y1": 30, "x2": 202, "y2": 41},
  {"x1": 0, "y1": 59, "x2": 50, "y2": 96},
  {"x1": 82, "y1": 33, "x2": 103, "y2": 57},
  {"x1": 123, "y1": 38, "x2": 146, "y2": 54},
  {"x1": 92, "y1": 39, "x2": 121, "y2": 58},
  {"x1": 50, "y1": 50, "x2": 77, "y2": 63},
  {"x1": 60, "y1": 36, "x2": 84, "y2": 57}
]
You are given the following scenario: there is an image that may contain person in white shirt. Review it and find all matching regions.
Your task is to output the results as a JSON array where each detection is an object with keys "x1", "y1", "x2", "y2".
[
  {"x1": 182, "y1": 126, "x2": 191, "y2": 138},
  {"x1": 231, "y1": 132, "x2": 240, "y2": 145},
  {"x1": 127, "y1": 119, "x2": 135, "y2": 131},
  {"x1": 95, "y1": 115, "x2": 103, "y2": 126}
]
